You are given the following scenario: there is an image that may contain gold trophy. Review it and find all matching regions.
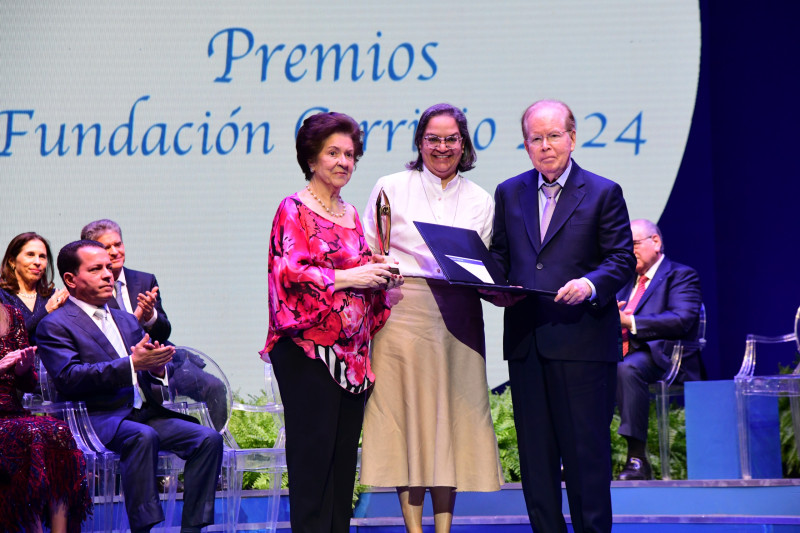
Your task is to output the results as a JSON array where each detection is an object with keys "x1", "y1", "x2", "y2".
[{"x1": 375, "y1": 188, "x2": 400, "y2": 274}]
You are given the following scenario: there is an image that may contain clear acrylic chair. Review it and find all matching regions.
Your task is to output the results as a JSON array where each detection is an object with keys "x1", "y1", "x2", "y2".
[
  {"x1": 37, "y1": 348, "x2": 226, "y2": 532},
  {"x1": 166, "y1": 346, "x2": 233, "y2": 433},
  {"x1": 25, "y1": 358, "x2": 116, "y2": 532},
  {"x1": 734, "y1": 305, "x2": 800, "y2": 479},
  {"x1": 650, "y1": 303, "x2": 707, "y2": 480},
  {"x1": 221, "y1": 360, "x2": 287, "y2": 533},
  {"x1": 22, "y1": 398, "x2": 100, "y2": 533},
  {"x1": 229, "y1": 361, "x2": 286, "y2": 447}
]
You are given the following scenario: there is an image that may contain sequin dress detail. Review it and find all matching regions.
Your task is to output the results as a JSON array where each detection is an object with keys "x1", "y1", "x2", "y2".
[{"x1": 0, "y1": 305, "x2": 91, "y2": 533}]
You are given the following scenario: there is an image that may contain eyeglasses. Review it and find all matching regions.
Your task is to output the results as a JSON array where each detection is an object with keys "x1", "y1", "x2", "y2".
[
  {"x1": 422, "y1": 134, "x2": 462, "y2": 149},
  {"x1": 632, "y1": 236, "x2": 654, "y2": 247},
  {"x1": 527, "y1": 130, "x2": 572, "y2": 147}
]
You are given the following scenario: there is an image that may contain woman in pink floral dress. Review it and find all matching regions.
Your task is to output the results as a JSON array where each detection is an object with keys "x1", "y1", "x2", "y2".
[{"x1": 261, "y1": 111, "x2": 402, "y2": 533}]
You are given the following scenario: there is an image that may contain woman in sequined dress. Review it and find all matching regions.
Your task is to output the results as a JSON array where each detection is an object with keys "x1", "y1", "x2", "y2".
[{"x1": 0, "y1": 303, "x2": 91, "y2": 533}]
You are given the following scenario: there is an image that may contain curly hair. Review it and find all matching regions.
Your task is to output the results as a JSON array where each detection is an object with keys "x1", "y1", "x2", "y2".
[{"x1": 296, "y1": 112, "x2": 364, "y2": 180}]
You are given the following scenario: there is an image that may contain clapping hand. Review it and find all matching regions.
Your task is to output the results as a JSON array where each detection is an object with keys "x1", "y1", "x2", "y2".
[
  {"x1": 0, "y1": 346, "x2": 37, "y2": 376},
  {"x1": 130, "y1": 333, "x2": 174, "y2": 377},
  {"x1": 134, "y1": 286, "x2": 158, "y2": 322},
  {"x1": 617, "y1": 300, "x2": 633, "y2": 328}
]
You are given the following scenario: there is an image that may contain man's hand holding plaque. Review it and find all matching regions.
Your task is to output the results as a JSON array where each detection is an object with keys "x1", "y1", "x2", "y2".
[{"x1": 375, "y1": 188, "x2": 400, "y2": 275}]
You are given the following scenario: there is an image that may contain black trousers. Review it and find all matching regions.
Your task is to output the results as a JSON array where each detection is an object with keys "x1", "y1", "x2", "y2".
[
  {"x1": 509, "y1": 354, "x2": 616, "y2": 533},
  {"x1": 270, "y1": 338, "x2": 366, "y2": 533}
]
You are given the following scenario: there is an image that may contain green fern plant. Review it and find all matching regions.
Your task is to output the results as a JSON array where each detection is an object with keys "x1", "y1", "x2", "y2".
[
  {"x1": 491, "y1": 387, "x2": 688, "y2": 481},
  {"x1": 229, "y1": 382, "x2": 726, "y2": 504},
  {"x1": 777, "y1": 355, "x2": 800, "y2": 478},
  {"x1": 227, "y1": 392, "x2": 288, "y2": 489},
  {"x1": 228, "y1": 392, "x2": 368, "y2": 506},
  {"x1": 489, "y1": 388, "x2": 521, "y2": 482},
  {"x1": 612, "y1": 401, "x2": 688, "y2": 480}
]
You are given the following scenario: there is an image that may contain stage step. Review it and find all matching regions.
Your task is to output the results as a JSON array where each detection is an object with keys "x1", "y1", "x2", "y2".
[{"x1": 214, "y1": 480, "x2": 800, "y2": 532}]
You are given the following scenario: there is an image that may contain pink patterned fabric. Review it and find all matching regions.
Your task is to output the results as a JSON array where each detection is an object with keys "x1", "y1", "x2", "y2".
[{"x1": 261, "y1": 195, "x2": 391, "y2": 393}]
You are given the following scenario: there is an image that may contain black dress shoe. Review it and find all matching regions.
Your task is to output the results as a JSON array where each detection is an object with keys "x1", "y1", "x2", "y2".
[{"x1": 618, "y1": 456, "x2": 652, "y2": 480}]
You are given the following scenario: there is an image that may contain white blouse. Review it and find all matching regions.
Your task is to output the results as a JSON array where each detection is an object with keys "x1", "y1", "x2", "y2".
[{"x1": 363, "y1": 166, "x2": 495, "y2": 279}]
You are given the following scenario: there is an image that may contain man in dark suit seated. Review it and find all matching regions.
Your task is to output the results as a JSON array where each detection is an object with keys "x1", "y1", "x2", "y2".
[
  {"x1": 490, "y1": 99, "x2": 635, "y2": 533},
  {"x1": 616, "y1": 219, "x2": 702, "y2": 480},
  {"x1": 80, "y1": 219, "x2": 228, "y2": 431},
  {"x1": 36, "y1": 240, "x2": 223, "y2": 533}
]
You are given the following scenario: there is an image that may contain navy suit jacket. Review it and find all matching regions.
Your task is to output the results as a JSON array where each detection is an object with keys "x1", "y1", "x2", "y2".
[
  {"x1": 491, "y1": 160, "x2": 635, "y2": 362},
  {"x1": 107, "y1": 267, "x2": 171, "y2": 344},
  {"x1": 36, "y1": 298, "x2": 186, "y2": 444},
  {"x1": 617, "y1": 256, "x2": 703, "y2": 378}
]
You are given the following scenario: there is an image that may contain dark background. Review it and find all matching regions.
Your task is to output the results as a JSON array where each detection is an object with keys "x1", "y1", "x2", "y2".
[{"x1": 659, "y1": 0, "x2": 800, "y2": 379}]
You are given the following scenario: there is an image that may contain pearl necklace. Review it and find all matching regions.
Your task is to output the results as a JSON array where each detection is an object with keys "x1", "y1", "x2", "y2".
[
  {"x1": 18, "y1": 291, "x2": 36, "y2": 300},
  {"x1": 306, "y1": 184, "x2": 345, "y2": 218}
]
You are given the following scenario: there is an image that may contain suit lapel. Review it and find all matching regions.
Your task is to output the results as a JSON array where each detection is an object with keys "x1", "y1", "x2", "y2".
[
  {"x1": 122, "y1": 267, "x2": 138, "y2": 303},
  {"x1": 635, "y1": 257, "x2": 671, "y2": 312},
  {"x1": 518, "y1": 170, "x2": 543, "y2": 252},
  {"x1": 541, "y1": 162, "x2": 585, "y2": 248},
  {"x1": 64, "y1": 300, "x2": 122, "y2": 360}
]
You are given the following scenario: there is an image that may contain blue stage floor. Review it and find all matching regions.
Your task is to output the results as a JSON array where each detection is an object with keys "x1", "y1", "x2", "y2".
[{"x1": 211, "y1": 479, "x2": 800, "y2": 532}]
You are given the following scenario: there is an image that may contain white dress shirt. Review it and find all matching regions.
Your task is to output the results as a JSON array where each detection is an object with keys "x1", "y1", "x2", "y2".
[
  {"x1": 363, "y1": 166, "x2": 494, "y2": 279},
  {"x1": 626, "y1": 254, "x2": 665, "y2": 334}
]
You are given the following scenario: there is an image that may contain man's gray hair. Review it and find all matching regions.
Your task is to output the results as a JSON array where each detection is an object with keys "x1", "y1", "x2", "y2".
[
  {"x1": 631, "y1": 218, "x2": 664, "y2": 253},
  {"x1": 80, "y1": 219, "x2": 123, "y2": 241}
]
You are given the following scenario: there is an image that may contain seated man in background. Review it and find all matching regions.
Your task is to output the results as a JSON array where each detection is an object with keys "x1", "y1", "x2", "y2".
[
  {"x1": 616, "y1": 219, "x2": 702, "y2": 480},
  {"x1": 36, "y1": 240, "x2": 223, "y2": 533},
  {"x1": 81, "y1": 219, "x2": 228, "y2": 430},
  {"x1": 80, "y1": 219, "x2": 170, "y2": 343}
]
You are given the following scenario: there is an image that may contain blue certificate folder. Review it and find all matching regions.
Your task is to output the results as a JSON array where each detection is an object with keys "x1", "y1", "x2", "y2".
[{"x1": 414, "y1": 221, "x2": 557, "y2": 297}]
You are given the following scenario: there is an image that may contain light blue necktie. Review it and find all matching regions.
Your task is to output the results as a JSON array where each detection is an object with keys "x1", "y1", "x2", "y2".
[
  {"x1": 540, "y1": 182, "x2": 562, "y2": 242},
  {"x1": 94, "y1": 308, "x2": 143, "y2": 409},
  {"x1": 114, "y1": 280, "x2": 127, "y2": 312}
]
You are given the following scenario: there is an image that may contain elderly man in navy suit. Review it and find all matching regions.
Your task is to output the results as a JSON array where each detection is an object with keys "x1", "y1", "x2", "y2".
[
  {"x1": 36, "y1": 240, "x2": 223, "y2": 533},
  {"x1": 490, "y1": 99, "x2": 635, "y2": 533},
  {"x1": 616, "y1": 219, "x2": 702, "y2": 480}
]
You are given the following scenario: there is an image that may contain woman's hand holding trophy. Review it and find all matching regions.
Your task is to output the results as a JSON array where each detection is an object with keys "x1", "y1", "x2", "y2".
[{"x1": 375, "y1": 188, "x2": 400, "y2": 275}]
